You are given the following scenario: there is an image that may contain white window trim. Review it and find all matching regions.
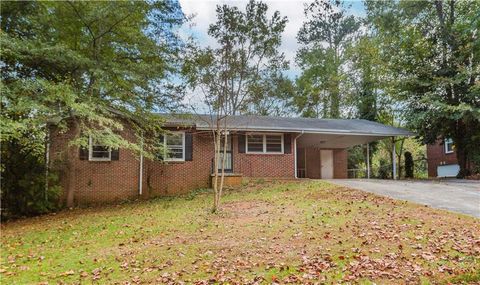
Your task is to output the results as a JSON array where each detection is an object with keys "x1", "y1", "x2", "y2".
[
  {"x1": 246, "y1": 133, "x2": 284, "y2": 154},
  {"x1": 88, "y1": 136, "x2": 111, "y2": 161},
  {"x1": 444, "y1": 138, "x2": 454, "y2": 154},
  {"x1": 163, "y1": 131, "x2": 185, "y2": 162}
]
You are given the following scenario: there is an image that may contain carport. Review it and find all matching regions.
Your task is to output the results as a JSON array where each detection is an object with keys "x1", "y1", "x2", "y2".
[{"x1": 291, "y1": 120, "x2": 414, "y2": 179}]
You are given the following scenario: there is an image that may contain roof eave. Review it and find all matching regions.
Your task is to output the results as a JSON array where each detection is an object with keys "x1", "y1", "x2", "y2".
[{"x1": 195, "y1": 126, "x2": 414, "y2": 137}]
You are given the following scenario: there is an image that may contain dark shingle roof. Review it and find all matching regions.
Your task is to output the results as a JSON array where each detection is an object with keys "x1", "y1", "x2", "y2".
[{"x1": 161, "y1": 114, "x2": 414, "y2": 137}]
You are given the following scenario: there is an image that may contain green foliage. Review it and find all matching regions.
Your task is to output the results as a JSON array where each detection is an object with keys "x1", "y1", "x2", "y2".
[
  {"x1": 377, "y1": 157, "x2": 390, "y2": 179},
  {"x1": 295, "y1": 0, "x2": 360, "y2": 118},
  {"x1": 1, "y1": 139, "x2": 61, "y2": 219},
  {"x1": 1, "y1": 1, "x2": 186, "y2": 212},
  {"x1": 347, "y1": 145, "x2": 365, "y2": 170},
  {"x1": 183, "y1": 0, "x2": 289, "y2": 116},
  {"x1": 365, "y1": 0, "x2": 480, "y2": 177},
  {"x1": 1, "y1": 0, "x2": 186, "y2": 156}
]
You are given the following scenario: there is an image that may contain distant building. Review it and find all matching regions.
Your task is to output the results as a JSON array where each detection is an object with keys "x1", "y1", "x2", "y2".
[{"x1": 426, "y1": 138, "x2": 473, "y2": 177}]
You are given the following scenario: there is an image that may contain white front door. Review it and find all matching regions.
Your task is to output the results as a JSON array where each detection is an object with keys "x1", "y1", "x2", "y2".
[{"x1": 320, "y1": 150, "x2": 333, "y2": 179}]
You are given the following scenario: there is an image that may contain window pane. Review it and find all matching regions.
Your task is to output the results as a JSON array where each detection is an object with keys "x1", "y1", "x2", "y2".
[
  {"x1": 217, "y1": 152, "x2": 232, "y2": 170},
  {"x1": 220, "y1": 135, "x2": 231, "y2": 151},
  {"x1": 247, "y1": 135, "x2": 263, "y2": 152},
  {"x1": 92, "y1": 145, "x2": 110, "y2": 158},
  {"x1": 445, "y1": 138, "x2": 454, "y2": 152},
  {"x1": 166, "y1": 133, "x2": 183, "y2": 146},
  {"x1": 266, "y1": 135, "x2": 282, "y2": 153},
  {"x1": 168, "y1": 147, "x2": 183, "y2": 159},
  {"x1": 165, "y1": 133, "x2": 184, "y2": 160}
]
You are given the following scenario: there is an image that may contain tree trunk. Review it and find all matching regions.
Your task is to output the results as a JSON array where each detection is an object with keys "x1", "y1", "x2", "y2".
[
  {"x1": 218, "y1": 132, "x2": 228, "y2": 205},
  {"x1": 330, "y1": 74, "x2": 340, "y2": 118},
  {"x1": 455, "y1": 143, "x2": 470, "y2": 178},
  {"x1": 212, "y1": 129, "x2": 221, "y2": 212},
  {"x1": 66, "y1": 118, "x2": 80, "y2": 207},
  {"x1": 389, "y1": 139, "x2": 394, "y2": 179}
]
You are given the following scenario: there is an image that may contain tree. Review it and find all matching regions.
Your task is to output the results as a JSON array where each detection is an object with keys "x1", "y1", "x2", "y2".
[
  {"x1": 345, "y1": 34, "x2": 385, "y2": 173},
  {"x1": 295, "y1": 0, "x2": 360, "y2": 118},
  {"x1": 1, "y1": 1, "x2": 186, "y2": 210},
  {"x1": 183, "y1": 0, "x2": 288, "y2": 211},
  {"x1": 366, "y1": 0, "x2": 480, "y2": 177}
]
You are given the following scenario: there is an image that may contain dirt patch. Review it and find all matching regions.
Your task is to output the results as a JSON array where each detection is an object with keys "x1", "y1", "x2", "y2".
[{"x1": 219, "y1": 200, "x2": 274, "y2": 223}]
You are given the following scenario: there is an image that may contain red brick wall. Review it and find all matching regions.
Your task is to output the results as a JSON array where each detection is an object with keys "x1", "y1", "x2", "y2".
[
  {"x1": 305, "y1": 147, "x2": 321, "y2": 179},
  {"x1": 333, "y1": 149, "x2": 348, "y2": 179},
  {"x1": 233, "y1": 134, "x2": 295, "y2": 178},
  {"x1": 143, "y1": 132, "x2": 213, "y2": 196},
  {"x1": 50, "y1": 123, "x2": 140, "y2": 205},
  {"x1": 426, "y1": 140, "x2": 458, "y2": 177},
  {"x1": 50, "y1": 126, "x2": 298, "y2": 205},
  {"x1": 50, "y1": 122, "x2": 351, "y2": 205}
]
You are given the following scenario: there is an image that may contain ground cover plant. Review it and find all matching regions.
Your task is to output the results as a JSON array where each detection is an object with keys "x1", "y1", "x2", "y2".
[{"x1": 1, "y1": 180, "x2": 479, "y2": 284}]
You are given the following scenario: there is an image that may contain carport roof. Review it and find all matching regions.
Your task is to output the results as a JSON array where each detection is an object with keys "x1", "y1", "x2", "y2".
[{"x1": 162, "y1": 114, "x2": 413, "y2": 137}]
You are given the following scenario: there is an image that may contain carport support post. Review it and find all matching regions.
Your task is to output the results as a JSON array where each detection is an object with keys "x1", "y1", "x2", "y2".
[
  {"x1": 366, "y1": 143, "x2": 370, "y2": 179},
  {"x1": 392, "y1": 137, "x2": 397, "y2": 180}
]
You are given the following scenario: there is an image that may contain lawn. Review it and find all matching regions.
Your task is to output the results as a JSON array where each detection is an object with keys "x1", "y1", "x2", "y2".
[{"x1": 1, "y1": 180, "x2": 479, "y2": 284}]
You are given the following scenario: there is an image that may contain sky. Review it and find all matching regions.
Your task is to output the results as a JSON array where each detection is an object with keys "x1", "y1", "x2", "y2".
[{"x1": 178, "y1": 0, "x2": 365, "y2": 79}]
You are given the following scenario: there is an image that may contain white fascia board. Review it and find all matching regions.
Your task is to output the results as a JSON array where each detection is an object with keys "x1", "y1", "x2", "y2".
[{"x1": 195, "y1": 126, "x2": 414, "y2": 137}]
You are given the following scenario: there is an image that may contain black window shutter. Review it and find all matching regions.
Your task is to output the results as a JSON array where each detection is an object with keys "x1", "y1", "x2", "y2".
[
  {"x1": 185, "y1": 133, "x2": 193, "y2": 161},
  {"x1": 238, "y1": 133, "x2": 246, "y2": 153},
  {"x1": 284, "y1": 134, "x2": 292, "y2": 154},
  {"x1": 79, "y1": 147, "x2": 88, "y2": 160},
  {"x1": 111, "y1": 149, "x2": 120, "y2": 160}
]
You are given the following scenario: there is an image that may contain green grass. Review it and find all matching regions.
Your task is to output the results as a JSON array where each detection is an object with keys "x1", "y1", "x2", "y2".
[{"x1": 1, "y1": 180, "x2": 479, "y2": 284}]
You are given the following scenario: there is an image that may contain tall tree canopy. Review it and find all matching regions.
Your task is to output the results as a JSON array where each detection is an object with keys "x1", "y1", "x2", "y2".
[
  {"x1": 183, "y1": 0, "x2": 288, "y2": 211},
  {"x1": 366, "y1": 0, "x2": 480, "y2": 177},
  {"x1": 1, "y1": 0, "x2": 185, "y2": 155},
  {"x1": 184, "y1": 0, "x2": 289, "y2": 116},
  {"x1": 1, "y1": 0, "x2": 186, "y2": 215},
  {"x1": 295, "y1": 0, "x2": 360, "y2": 118}
]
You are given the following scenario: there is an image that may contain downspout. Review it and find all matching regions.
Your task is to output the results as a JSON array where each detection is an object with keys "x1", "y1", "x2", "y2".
[
  {"x1": 139, "y1": 132, "x2": 144, "y2": 195},
  {"x1": 294, "y1": 131, "x2": 305, "y2": 178}
]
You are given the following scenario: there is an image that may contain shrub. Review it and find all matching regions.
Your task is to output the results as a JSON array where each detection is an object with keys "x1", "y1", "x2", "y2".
[
  {"x1": 404, "y1": 151, "x2": 414, "y2": 178},
  {"x1": 1, "y1": 140, "x2": 61, "y2": 220},
  {"x1": 378, "y1": 158, "x2": 390, "y2": 179}
]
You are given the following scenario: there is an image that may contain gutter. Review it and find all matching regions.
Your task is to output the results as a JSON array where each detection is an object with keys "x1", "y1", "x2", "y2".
[
  {"x1": 294, "y1": 131, "x2": 305, "y2": 179},
  {"x1": 195, "y1": 127, "x2": 413, "y2": 137}
]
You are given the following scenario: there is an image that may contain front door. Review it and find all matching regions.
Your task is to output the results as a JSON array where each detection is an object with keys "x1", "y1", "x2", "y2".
[
  {"x1": 217, "y1": 135, "x2": 233, "y2": 172},
  {"x1": 320, "y1": 150, "x2": 333, "y2": 179}
]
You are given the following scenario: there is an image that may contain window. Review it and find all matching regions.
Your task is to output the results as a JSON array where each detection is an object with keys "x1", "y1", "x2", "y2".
[
  {"x1": 445, "y1": 138, "x2": 454, "y2": 154},
  {"x1": 266, "y1": 135, "x2": 282, "y2": 152},
  {"x1": 217, "y1": 135, "x2": 232, "y2": 172},
  {"x1": 247, "y1": 134, "x2": 264, "y2": 152},
  {"x1": 163, "y1": 132, "x2": 185, "y2": 161},
  {"x1": 246, "y1": 133, "x2": 283, "y2": 154},
  {"x1": 89, "y1": 136, "x2": 111, "y2": 161}
]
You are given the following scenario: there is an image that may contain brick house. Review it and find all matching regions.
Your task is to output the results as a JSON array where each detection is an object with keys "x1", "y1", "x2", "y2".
[
  {"x1": 49, "y1": 114, "x2": 412, "y2": 205},
  {"x1": 426, "y1": 138, "x2": 474, "y2": 177}
]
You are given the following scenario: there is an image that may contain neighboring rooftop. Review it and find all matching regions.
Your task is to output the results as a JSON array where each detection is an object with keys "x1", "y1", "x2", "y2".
[{"x1": 161, "y1": 114, "x2": 414, "y2": 137}]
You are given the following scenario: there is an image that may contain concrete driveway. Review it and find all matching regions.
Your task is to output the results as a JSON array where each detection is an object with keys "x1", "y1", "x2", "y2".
[{"x1": 328, "y1": 179, "x2": 480, "y2": 218}]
